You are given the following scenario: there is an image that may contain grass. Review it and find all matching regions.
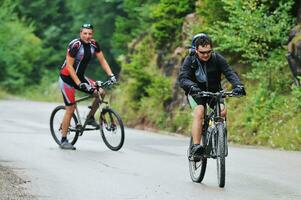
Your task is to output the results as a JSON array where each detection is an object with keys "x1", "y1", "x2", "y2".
[
  {"x1": 21, "y1": 82, "x2": 62, "y2": 102},
  {"x1": 227, "y1": 83, "x2": 301, "y2": 150},
  {"x1": 0, "y1": 88, "x2": 16, "y2": 100}
]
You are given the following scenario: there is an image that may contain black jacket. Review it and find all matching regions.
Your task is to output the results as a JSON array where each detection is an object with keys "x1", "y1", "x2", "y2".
[{"x1": 178, "y1": 52, "x2": 242, "y2": 95}]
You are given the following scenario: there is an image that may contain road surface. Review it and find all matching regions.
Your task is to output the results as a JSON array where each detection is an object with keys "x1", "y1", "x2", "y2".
[{"x1": 0, "y1": 100, "x2": 300, "y2": 200}]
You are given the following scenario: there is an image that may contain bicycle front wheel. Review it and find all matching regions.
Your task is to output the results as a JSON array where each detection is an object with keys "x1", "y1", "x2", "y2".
[
  {"x1": 216, "y1": 123, "x2": 226, "y2": 188},
  {"x1": 188, "y1": 136, "x2": 207, "y2": 183},
  {"x1": 100, "y1": 108, "x2": 125, "y2": 151},
  {"x1": 50, "y1": 105, "x2": 79, "y2": 145}
]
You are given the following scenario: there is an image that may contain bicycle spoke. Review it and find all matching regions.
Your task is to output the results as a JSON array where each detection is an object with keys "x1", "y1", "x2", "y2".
[
  {"x1": 50, "y1": 106, "x2": 79, "y2": 146},
  {"x1": 100, "y1": 108, "x2": 124, "y2": 151}
]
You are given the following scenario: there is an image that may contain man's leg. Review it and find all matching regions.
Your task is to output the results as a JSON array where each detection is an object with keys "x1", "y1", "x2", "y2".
[
  {"x1": 61, "y1": 105, "x2": 75, "y2": 138},
  {"x1": 59, "y1": 105, "x2": 76, "y2": 150},
  {"x1": 190, "y1": 105, "x2": 206, "y2": 159},
  {"x1": 59, "y1": 77, "x2": 76, "y2": 150},
  {"x1": 85, "y1": 98, "x2": 100, "y2": 128},
  {"x1": 220, "y1": 104, "x2": 227, "y2": 118},
  {"x1": 192, "y1": 105, "x2": 205, "y2": 145},
  {"x1": 87, "y1": 98, "x2": 100, "y2": 119},
  {"x1": 220, "y1": 104, "x2": 228, "y2": 155},
  {"x1": 85, "y1": 77, "x2": 105, "y2": 128}
]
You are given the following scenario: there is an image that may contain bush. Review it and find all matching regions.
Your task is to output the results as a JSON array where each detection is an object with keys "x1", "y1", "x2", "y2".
[
  {"x1": 0, "y1": 0, "x2": 46, "y2": 91},
  {"x1": 150, "y1": 0, "x2": 195, "y2": 50}
]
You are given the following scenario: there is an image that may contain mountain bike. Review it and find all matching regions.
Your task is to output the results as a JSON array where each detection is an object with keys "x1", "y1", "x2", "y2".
[
  {"x1": 50, "y1": 80, "x2": 125, "y2": 151},
  {"x1": 188, "y1": 90, "x2": 239, "y2": 187}
]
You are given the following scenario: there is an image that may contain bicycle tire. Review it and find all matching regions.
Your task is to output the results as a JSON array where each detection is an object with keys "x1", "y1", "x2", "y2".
[
  {"x1": 188, "y1": 136, "x2": 207, "y2": 183},
  {"x1": 50, "y1": 105, "x2": 79, "y2": 145},
  {"x1": 216, "y1": 123, "x2": 225, "y2": 187},
  {"x1": 100, "y1": 108, "x2": 125, "y2": 151}
]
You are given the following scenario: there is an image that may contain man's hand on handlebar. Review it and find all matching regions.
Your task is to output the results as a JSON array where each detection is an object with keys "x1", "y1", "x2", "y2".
[
  {"x1": 232, "y1": 85, "x2": 246, "y2": 96},
  {"x1": 189, "y1": 86, "x2": 202, "y2": 95},
  {"x1": 109, "y1": 74, "x2": 117, "y2": 84},
  {"x1": 78, "y1": 82, "x2": 94, "y2": 94}
]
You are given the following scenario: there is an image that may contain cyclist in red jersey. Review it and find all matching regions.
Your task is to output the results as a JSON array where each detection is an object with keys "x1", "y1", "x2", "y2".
[{"x1": 59, "y1": 23, "x2": 116, "y2": 150}]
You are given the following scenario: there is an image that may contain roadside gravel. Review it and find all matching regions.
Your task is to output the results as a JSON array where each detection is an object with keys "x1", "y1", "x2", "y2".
[{"x1": 0, "y1": 165, "x2": 34, "y2": 200}]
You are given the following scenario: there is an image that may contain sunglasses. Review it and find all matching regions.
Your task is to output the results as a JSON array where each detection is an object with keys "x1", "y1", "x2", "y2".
[
  {"x1": 81, "y1": 23, "x2": 93, "y2": 29},
  {"x1": 198, "y1": 50, "x2": 212, "y2": 55}
]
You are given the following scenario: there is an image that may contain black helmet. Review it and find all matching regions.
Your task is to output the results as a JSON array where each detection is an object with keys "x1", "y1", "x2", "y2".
[
  {"x1": 191, "y1": 33, "x2": 210, "y2": 48},
  {"x1": 189, "y1": 33, "x2": 212, "y2": 56},
  {"x1": 191, "y1": 33, "x2": 212, "y2": 49}
]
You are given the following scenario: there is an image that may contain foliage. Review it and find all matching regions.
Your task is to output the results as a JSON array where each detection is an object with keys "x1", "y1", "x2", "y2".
[
  {"x1": 0, "y1": 87, "x2": 9, "y2": 99},
  {"x1": 0, "y1": 0, "x2": 45, "y2": 91},
  {"x1": 292, "y1": 84, "x2": 301, "y2": 108},
  {"x1": 210, "y1": 0, "x2": 294, "y2": 63},
  {"x1": 196, "y1": 0, "x2": 228, "y2": 26},
  {"x1": 228, "y1": 82, "x2": 301, "y2": 150},
  {"x1": 112, "y1": 35, "x2": 172, "y2": 128},
  {"x1": 20, "y1": 70, "x2": 61, "y2": 102},
  {"x1": 17, "y1": 0, "x2": 74, "y2": 69},
  {"x1": 150, "y1": 0, "x2": 195, "y2": 50},
  {"x1": 112, "y1": 0, "x2": 158, "y2": 54}
]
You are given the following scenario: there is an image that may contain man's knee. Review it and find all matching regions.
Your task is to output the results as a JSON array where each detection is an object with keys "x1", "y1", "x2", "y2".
[
  {"x1": 193, "y1": 105, "x2": 205, "y2": 120},
  {"x1": 65, "y1": 105, "x2": 75, "y2": 114},
  {"x1": 221, "y1": 105, "x2": 227, "y2": 117}
]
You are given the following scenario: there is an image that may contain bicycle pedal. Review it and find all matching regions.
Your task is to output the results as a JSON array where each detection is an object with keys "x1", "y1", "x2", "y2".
[
  {"x1": 188, "y1": 154, "x2": 203, "y2": 162},
  {"x1": 188, "y1": 156, "x2": 194, "y2": 161}
]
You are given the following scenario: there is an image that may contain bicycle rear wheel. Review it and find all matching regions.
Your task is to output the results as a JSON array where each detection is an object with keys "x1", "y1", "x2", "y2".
[
  {"x1": 216, "y1": 123, "x2": 226, "y2": 187},
  {"x1": 100, "y1": 108, "x2": 125, "y2": 151},
  {"x1": 50, "y1": 105, "x2": 79, "y2": 145},
  {"x1": 188, "y1": 136, "x2": 207, "y2": 183}
]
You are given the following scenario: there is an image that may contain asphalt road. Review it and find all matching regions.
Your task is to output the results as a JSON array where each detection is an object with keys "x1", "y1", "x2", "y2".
[{"x1": 0, "y1": 100, "x2": 300, "y2": 200}]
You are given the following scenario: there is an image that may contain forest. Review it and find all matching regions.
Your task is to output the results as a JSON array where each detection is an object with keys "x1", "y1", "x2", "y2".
[{"x1": 0, "y1": 0, "x2": 300, "y2": 150}]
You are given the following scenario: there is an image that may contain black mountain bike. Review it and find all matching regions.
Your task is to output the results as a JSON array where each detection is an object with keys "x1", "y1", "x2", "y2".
[
  {"x1": 188, "y1": 90, "x2": 239, "y2": 187},
  {"x1": 50, "y1": 80, "x2": 125, "y2": 151}
]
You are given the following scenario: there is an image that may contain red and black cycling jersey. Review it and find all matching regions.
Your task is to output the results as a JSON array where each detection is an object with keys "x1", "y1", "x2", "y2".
[{"x1": 60, "y1": 38, "x2": 102, "y2": 87}]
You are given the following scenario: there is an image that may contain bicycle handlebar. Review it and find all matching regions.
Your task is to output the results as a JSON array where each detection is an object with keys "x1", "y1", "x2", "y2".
[
  {"x1": 95, "y1": 80, "x2": 116, "y2": 88},
  {"x1": 193, "y1": 90, "x2": 240, "y2": 98}
]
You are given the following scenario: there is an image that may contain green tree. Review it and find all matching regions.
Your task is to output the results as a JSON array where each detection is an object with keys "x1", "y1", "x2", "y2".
[
  {"x1": 17, "y1": 0, "x2": 74, "y2": 69},
  {"x1": 0, "y1": 0, "x2": 45, "y2": 90},
  {"x1": 112, "y1": 0, "x2": 158, "y2": 54},
  {"x1": 150, "y1": 0, "x2": 195, "y2": 50},
  {"x1": 196, "y1": 0, "x2": 228, "y2": 26},
  {"x1": 209, "y1": 0, "x2": 294, "y2": 90}
]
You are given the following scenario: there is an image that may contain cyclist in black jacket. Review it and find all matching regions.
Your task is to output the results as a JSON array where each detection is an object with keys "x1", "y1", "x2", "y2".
[{"x1": 178, "y1": 33, "x2": 246, "y2": 157}]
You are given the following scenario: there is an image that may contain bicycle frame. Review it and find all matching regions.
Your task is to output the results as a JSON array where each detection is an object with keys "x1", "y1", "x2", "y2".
[
  {"x1": 71, "y1": 81, "x2": 112, "y2": 135},
  {"x1": 203, "y1": 107, "x2": 221, "y2": 157},
  {"x1": 198, "y1": 91, "x2": 233, "y2": 158},
  {"x1": 188, "y1": 90, "x2": 240, "y2": 187},
  {"x1": 49, "y1": 79, "x2": 125, "y2": 151}
]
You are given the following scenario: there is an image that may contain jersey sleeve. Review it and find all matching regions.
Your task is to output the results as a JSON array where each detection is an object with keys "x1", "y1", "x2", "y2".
[
  {"x1": 93, "y1": 40, "x2": 102, "y2": 53},
  {"x1": 217, "y1": 53, "x2": 242, "y2": 87},
  {"x1": 178, "y1": 56, "x2": 198, "y2": 93},
  {"x1": 68, "y1": 40, "x2": 81, "y2": 58}
]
